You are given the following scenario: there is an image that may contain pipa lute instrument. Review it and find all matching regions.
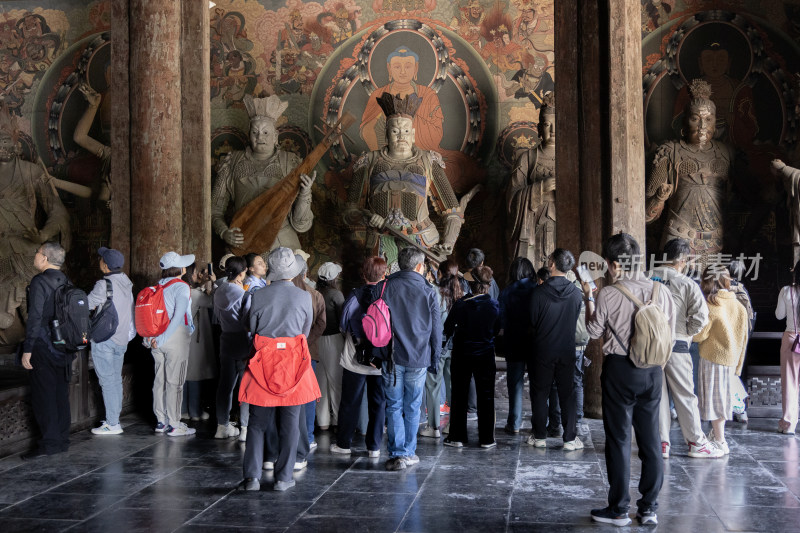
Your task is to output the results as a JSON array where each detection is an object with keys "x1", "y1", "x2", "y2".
[{"x1": 228, "y1": 112, "x2": 355, "y2": 255}]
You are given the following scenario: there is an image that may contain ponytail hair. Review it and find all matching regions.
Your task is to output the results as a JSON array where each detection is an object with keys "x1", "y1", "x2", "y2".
[
  {"x1": 437, "y1": 259, "x2": 463, "y2": 310},
  {"x1": 225, "y1": 256, "x2": 247, "y2": 282},
  {"x1": 470, "y1": 265, "x2": 493, "y2": 295}
]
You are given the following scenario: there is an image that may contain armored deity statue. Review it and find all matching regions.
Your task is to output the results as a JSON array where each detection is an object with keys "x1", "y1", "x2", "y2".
[
  {"x1": 645, "y1": 80, "x2": 734, "y2": 264},
  {"x1": 771, "y1": 75, "x2": 800, "y2": 265},
  {"x1": 506, "y1": 93, "x2": 556, "y2": 267},
  {"x1": 211, "y1": 94, "x2": 314, "y2": 253},
  {"x1": 345, "y1": 93, "x2": 464, "y2": 267},
  {"x1": 0, "y1": 103, "x2": 69, "y2": 346}
]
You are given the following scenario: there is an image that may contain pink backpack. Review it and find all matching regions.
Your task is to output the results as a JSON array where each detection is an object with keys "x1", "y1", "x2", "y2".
[{"x1": 362, "y1": 281, "x2": 392, "y2": 347}]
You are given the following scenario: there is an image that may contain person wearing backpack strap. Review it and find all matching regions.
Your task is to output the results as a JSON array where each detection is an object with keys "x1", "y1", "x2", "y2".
[
  {"x1": 20, "y1": 242, "x2": 73, "y2": 459},
  {"x1": 650, "y1": 239, "x2": 722, "y2": 459},
  {"x1": 380, "y1": 247, "x2": 442, "y2": 471},
  {"x1": 87, "y1": 247, "x2": 135, "y2": 436},
  {"x1": 582, "y1": 233, "x2": 676, "y2": 527},
  {"x1": 145, "y1": 251, "x2": 196, "y2": 437}
]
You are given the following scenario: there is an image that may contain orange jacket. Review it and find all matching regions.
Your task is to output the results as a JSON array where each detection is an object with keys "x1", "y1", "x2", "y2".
[{"x1": 238, "y1": 334, "x2": 321, "y2": 407}]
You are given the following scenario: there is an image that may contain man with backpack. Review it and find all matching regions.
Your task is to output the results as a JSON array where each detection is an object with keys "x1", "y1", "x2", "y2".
[
  {"x1": 650, "y1": 239, "x2": 722, "y2": 459},
  {"x1": 380, "y1": 247, "x2": 442, "y2": 471},
  {"x1": 20, "y1": 242, "x2": 75, "y2": 458},
  {"x1": 87, "y1": 247, "x2": 135, "y2": 435},
  {"x1": 583, "y1": 233, "x2": 676, "y2": 526}
]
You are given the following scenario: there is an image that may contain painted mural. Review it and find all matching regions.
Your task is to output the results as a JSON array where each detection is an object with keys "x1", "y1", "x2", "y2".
[
  {"x1": 641, "y1": 0, "x2": 800, "y2": 316},
  {"x1": 0, "y1": 1, "x2": 110, "y2": 347},
  {"x1": 209, "y1": 0, "x2": 555, "y2": 277}
]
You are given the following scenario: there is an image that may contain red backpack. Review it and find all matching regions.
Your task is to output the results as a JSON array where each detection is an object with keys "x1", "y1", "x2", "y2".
[
  {"x1": 135, "y1": 279, "x2": 186, "y2": 338},
  {"x1": 361, "y1": 281, "x2": 392, "y2": 347}
]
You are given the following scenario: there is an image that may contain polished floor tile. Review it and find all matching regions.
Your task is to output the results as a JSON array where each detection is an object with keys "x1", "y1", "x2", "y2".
[{"x1": 1, "y1": 399, "x2": 798, "y2": 532}]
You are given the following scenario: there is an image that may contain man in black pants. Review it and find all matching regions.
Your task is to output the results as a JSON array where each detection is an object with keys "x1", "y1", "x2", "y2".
[
  {"x1": 527, "y1": 248, "x2": 583, "y2": 450},
  {"x1": 20, "y1": 242, "x2": 72, "y2": 459},
  {"x1": 583, "y1": 233, "x2": 676, "y2": 526}
]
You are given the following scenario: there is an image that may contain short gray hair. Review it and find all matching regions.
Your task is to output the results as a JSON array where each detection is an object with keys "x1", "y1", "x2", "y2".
[
  {"x1": 39, "y1": 242, "x2": 66, "y2": 267},
  {"x1": 398, "y1": 247, "x2": 425, "y2": 272}
]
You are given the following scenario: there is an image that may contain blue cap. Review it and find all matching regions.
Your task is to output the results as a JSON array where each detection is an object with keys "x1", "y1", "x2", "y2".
[{"x1": 98, "y1": 247, "x2": 124, "y2": 271}]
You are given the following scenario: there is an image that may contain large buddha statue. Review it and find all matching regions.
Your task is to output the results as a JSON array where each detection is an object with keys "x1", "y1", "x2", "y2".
[
  {"x1": 646, "y1": 80, "x2": 735, "y2": 264},
  {"x1": 211, "y1": 94, "x2": 314, "y2": 253},
  {"x1": 506, "y1": 93, "x2": 556, "y2": 267},
  {"x1": 0, "y1": 103, "x2": 70, "y2": 346},
  {"x1": 346, "y1": 93, "x2": 464, "y2": 267}
]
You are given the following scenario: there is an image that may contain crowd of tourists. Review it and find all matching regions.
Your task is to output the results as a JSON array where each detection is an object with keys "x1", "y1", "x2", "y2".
[{"x1": 19, "y1": 233, "x2": 800, "y2": 525}]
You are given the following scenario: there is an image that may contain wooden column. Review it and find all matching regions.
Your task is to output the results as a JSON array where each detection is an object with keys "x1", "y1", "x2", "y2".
[
  {"x1": 607, "y1": 0, "x2": 646, "y2": 246},
  {"x1": 555, "y1": 0, "x2": 646, "y2": 418},
  {"x1": 129, "y1": 2, "x2": 183, "y2": 284},
  {"x1": 110, "y1": 0, "x2": 131, "y2": 271},
  {"x1": 180, "y1": 1, "x2": 211, "y2": 264}
]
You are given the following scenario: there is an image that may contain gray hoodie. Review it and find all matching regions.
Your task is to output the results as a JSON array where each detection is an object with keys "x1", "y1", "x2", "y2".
[
  {"x1": 88, "y1": 271, "x2": 136, "y2": 346},
  {"x1": 213, "y1": 281, "x2": 249, "y2": 333}
]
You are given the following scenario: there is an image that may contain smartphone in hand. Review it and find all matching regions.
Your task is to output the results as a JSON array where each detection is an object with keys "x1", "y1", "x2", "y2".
[
  {"x1": 576, "y1": 264, "x2": 597, "y2": 292},
  {"x1": 207, "y1": 263, "x2": 213, "y2": 277}
]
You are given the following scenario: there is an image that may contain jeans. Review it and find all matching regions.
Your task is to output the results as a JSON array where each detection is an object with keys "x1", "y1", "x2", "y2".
[
  {"x1": 506, "y1": 360, "x2": 526, "y2": 430},
  {"x1": 305, "y1": 360, "x2": 317, "y2": 443},
  {"x1": 91, "y1": 340, "x2": 127, "y2": 426},
  {"x1": 425, "y1": 350, "x2": 451, "y2": 428},
  {"x1": 182, "y1": 380, "x2": 203, "y2": 419},
  {"x1": 216, "y1": 353, "x2": 249, "y2": 427},
  {"x1": 383, "y1": 362, "x2": 426, "y2": 458}
]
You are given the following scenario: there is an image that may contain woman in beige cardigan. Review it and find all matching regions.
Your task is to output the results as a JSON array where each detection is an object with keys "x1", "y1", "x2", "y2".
[{"x1": 694, "y1": 267, "x2": 749, "y2": 454}]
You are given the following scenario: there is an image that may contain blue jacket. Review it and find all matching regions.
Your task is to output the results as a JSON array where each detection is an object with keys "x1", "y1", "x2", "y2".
[{"x1": 382, "y1": 270, "x2": 441, "y2": 369}]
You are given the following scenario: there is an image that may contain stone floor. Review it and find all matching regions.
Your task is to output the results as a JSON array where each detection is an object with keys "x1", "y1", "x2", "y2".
[{"x1": 0, "y1": 407, "x2": 799, "y2": 532}]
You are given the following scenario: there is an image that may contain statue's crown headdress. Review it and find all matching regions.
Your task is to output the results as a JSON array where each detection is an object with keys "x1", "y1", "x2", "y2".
[
  {"x1": 243, "y1": 94, "x2": 288, "y2": 121},
  {"x1": 688, "y1": 79, "x2": 713, "y2": 101},
  {"x1": 376, "y1": 93, "x2": 422, "y2": 119},
  {"x1": 540, "y1": 92, "x2": 555, "y2": 114}
]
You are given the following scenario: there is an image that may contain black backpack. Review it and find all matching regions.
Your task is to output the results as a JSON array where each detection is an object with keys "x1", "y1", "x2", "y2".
[
  {"x1": 89, "y1": 279, "x2": 119, "y2": 343},
  {"x1": 52, "y1": 282, "x2": 90, "y2": 353}
]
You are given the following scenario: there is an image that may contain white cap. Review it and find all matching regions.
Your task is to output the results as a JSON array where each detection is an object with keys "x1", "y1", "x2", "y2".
[{"x1": 159, "y1": 251, "x2": 195, "y2": 269}]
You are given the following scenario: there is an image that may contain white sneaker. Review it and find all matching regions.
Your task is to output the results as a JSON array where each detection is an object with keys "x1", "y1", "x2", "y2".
[
  {"x1": 402, "y1": 455, "x2": 420, "y2": 466},
  {"x1": 442, "y1": 423, "x2": 450, "y2": 434},
  {"x1": 330, "y1": 444, "x2": 351, "y2": 454},
  {"x1": 419, "y1": 425, "x2": 441, "y2": 438},
  {"x1": 91, "y1": 421, "x2": 123, "y2": 435},
  {"x1": 688, "y1": 439, "x2": 724, "y2": 458},
  {"x1": 167, "y1": 423, "x2": 196, "y2": 437},
  {"x1": 293, "y1": 460, "x2": 307, "y2": 471},
  {"x1": 368, "y1": 450, "x2": 380, "y2": 458},
  {"x1": 527, "y1": 435, "x2": 547, "y2": 448},
  {"x1": 563, "y1": 438, "x2": 584, "y2": 451},
  {"x1": 214, "y1": 423, "x2": 240, "y2": 439},
  {"x1": 190, "y1": 412, "x2": 210, "y2": 422},
  {"x1": 707, "y1": 429, "x2": 730, "y2": 455},
  {"x1": 263, "y1": 461, "x2": 274, "y2": 470},
  {"x1": 238, "y1": 426, "x2": 248, "y2": 442}
]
